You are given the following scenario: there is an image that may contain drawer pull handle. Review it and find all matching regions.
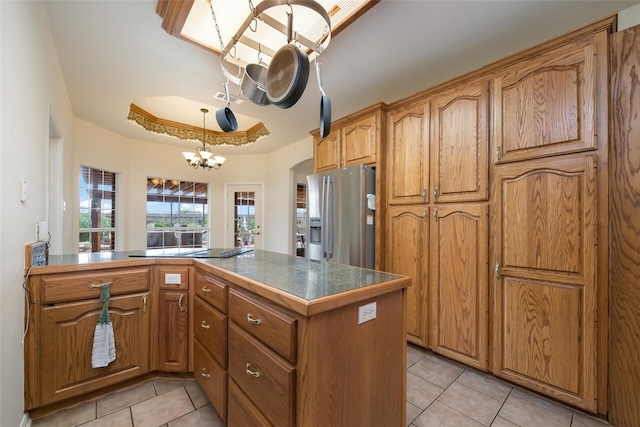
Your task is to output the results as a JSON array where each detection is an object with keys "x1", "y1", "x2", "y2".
[
  {"x1": 201, "y1": 320, "x2": 210, "y2": 330},
  {"x1": 202, "y1": 286, "x2": 211, "y2": 293},
  {"x1": 201, "y1": 369, "x2": 210, "y2": 379},
  {"x1": 246, "y1": 363, "x2": 261, "y2": 378},
  {"x1": 247, "y1": 314, "x2": 262, "y2": 325},
  {"x1": 89, "y1": 282, "x2": 112, "y2": 289}
]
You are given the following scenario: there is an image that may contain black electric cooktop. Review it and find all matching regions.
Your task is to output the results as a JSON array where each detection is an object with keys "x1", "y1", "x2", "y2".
[{"x1": 128, "y1": 247, "x2": 254, "y2": 258}]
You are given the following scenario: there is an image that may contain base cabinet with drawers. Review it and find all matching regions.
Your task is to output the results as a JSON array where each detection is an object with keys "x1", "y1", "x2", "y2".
[
  {"x1": 192, "y1": 268, "x2": 407, "y2": 427},
  {"x1": 192, "y1": 268, "x2": 229, "y2": 422}
]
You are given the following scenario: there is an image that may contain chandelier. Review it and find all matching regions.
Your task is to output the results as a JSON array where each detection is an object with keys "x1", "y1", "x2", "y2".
[{"x1": 182, "y1": 108, "x2": 226, "y2": 170}]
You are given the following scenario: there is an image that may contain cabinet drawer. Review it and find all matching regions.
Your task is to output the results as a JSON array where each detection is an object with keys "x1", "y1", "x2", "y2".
[
  {"x1": 228, "y1": 379, "x2": 271, "y2": 427},
  {"x1": 194, "y1": 339, "x2": 227, "y2": 423},
  {"x1": 42, "y1": 268, "x2": 150, "y2": 304},
  {"x1": 194, "y1": 271, "x2": 228, "y2": 314},
  {"x1": 229, "y1": 288, "x2": 297, "y2": 363},
  {"x1": 228, "y1": 324, "x2": 295, "y2": 427},
  {"x1": 194, "y1": 296, "x2": 227, "y2": 368}
]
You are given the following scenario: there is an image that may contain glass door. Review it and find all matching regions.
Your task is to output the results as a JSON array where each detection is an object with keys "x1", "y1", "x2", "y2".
[{"x1": 227, "y1": 184, "x2": 262, "y2": 249}]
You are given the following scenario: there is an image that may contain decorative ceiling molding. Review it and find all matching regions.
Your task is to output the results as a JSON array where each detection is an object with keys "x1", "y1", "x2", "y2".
[{"x1": 127, "y1": 103, "x2": 269, "y2": 146}]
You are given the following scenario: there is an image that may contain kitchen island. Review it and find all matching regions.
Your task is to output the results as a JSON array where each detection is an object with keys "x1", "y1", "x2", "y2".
[{"x1": 24, "y1": 249, "x2": 410, "y2": 426}]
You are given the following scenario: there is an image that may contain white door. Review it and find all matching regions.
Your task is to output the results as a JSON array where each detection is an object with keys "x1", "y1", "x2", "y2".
[{"x1": 226, "y1": 184, "x2": 262, "y2": 249}]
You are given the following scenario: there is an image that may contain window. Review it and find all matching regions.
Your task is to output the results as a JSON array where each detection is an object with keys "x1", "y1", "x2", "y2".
[
  {"x1": 146, "y1": 178, "x2": 208, "y2": 249},
  {"x1": 79, "y1": 166, "x2": 116, "y2": 253}
]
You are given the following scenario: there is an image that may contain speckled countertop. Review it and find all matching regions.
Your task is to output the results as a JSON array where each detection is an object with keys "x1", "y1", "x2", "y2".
[{"x1": 40, "y1": 249, "x2": 408, "y2": 304}]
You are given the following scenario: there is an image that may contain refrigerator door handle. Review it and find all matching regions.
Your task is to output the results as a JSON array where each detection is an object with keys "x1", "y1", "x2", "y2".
[{"x1": 324, "y1": 176, "x2": 335, "y2": 259}]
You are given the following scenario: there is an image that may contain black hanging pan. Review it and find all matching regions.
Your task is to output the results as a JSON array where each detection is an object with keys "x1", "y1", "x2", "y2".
[
  {"x1": 266, "y1": 10, "x2": 309, "y2": 109},
  {"x1": 316, "y1": 62, "x2": 331, "y2": 138},
  {"x1": 216, "y1": 81, "x2": 238, "y2": 132}
]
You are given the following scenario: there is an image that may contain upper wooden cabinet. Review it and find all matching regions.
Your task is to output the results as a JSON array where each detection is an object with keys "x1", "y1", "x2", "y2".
[
  {"x1": 431, "y1": 81, "x2": 489, "y2": 203},
  {"x1": 386, "y1": 100, "x2": 430, "y2": 205},
  {"x1": 493, "y1": 34, "x2": 603, "y2": 164},
  {"x1": 312, "y1": 104, "x2": 385, "y2": 173}
]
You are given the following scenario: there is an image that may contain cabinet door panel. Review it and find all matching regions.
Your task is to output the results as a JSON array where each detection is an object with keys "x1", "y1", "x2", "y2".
[
  {"x1": 194, "y1": 295, "x2": 227, "y2": 368},
  {"x1": 386, "y1": 205, "x2": 428, "y2": 346},
  {"x1": 40, "y1": 293, "x2": 150, "y2": 404},
  {"x1": 494, "y1": 42, "x2": 597, "y2": 163},
  {"x1": 343, "y1": 113, "x2": 377, "y2": 167},
  {"x1": 157, "y1": 291, "x2": 189, "y2": 371},
  {"x1": 430, "y1": 205, "x2": 488, "y2": 370},
  {"x1": 194, "y1": 339, "x2": 227, "y2": 423},
  {"x1": 387, "y1": 101, "x2": 430, "y2": 204},
  {"x1": 431, "y1": 82, "x2": 488, "y2": 202},
  {"x1": 313, "y1": 130, "x2": 340, "y2": 172},
  {"x1": 491, "y1": 154, "x2": 597, "y2": 410}
]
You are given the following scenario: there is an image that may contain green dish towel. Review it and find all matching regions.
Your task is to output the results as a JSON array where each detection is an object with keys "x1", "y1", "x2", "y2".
[{"x1": 91, "y1": 283, "x2": 116, "y2": 368}]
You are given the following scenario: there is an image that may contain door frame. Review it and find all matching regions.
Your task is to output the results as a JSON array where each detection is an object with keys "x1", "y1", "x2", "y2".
[{"x1": 224, "y1": 182, "x2": 264, "y2": 249}]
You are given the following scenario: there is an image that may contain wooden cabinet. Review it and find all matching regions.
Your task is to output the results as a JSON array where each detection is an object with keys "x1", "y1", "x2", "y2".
[
  {"x1": 490, "y1": 154, "x2": 598, "y2": 410},
  {"x1": 155, "y1": 266, "x2": 189, "y2": 372},
  {"x1": 192, "y1": 269, "x2": 229, "y2": 422},
  {"x1": 386, "y1": 100, "x2": 430, "y2": 205},
  {"x1": 431, "y1": 81, "x2": 489, "y2": 203},
  {"x1": 429, "y1": 204, "x2": 488, "y2": 370},
  {"x1": 312, "y1": 104, "x2": 384, "y2": 173},
  {"x1": 493, "y1": 36, "x2": 600, "y2": 164},
  {"x1": 24, "y1": 267, "x2": 151, "y2": 410},
  {"x1": 386, "y1": 205, "x2": 428, "y2": 347}
]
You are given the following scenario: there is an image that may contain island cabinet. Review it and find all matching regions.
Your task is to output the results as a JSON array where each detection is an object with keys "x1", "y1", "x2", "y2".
[
  {"x1": 201, "y1": 271, "x2": 408, "y2": 426},
  {"x1": 193, "y1": 269, "x2": 229, "y2": 422},
  {"x1": 24, "y1": 265, "x2": 152, "y2": 411},
  {"x1": 311, "y1": 103, "x2": 385, "y2": 173},
  {"x1": 154, "y1": 266, "x2": 190, "y2": 372}
]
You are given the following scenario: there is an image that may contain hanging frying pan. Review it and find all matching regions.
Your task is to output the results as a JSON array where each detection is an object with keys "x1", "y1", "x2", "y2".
[
  {"x1": 316, "y1": 62, "x2": 331, "y2": 138},
  {"x1": 216, "y1": 81, "x2": 238, "y2": 133},
  {"x1": 266, "y1": 10, "x2": 309, "y2": 109}
]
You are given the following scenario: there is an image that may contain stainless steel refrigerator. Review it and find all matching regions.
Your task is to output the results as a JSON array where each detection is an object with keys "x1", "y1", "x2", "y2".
[{"x1": 306, "y1": 164, "x2": 376, "y2": 268}]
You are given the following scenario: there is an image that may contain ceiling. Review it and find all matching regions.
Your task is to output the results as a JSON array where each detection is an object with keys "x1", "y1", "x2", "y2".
[{"x1": 43, "y1": 0, "x2": 639, "y2": 156}]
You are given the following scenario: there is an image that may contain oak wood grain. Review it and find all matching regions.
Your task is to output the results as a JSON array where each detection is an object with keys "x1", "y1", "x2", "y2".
[{"x1": 609, "y1": 24, "x2": 640, "y2": 427}]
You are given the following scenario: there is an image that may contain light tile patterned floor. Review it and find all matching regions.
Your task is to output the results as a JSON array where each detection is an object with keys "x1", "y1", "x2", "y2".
[{"x1": 31, "y1": 344, "x2": 612, "y2": 427}]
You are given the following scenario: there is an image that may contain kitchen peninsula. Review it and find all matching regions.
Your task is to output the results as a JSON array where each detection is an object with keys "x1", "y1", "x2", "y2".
[{"x1": 23, "y1": 249, "x2": 410, "y2": 426}]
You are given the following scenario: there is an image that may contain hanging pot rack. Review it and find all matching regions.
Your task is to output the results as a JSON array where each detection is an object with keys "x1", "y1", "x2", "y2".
[{"x1": 209, "y1": 0, "x2": 332, "y2": 85}]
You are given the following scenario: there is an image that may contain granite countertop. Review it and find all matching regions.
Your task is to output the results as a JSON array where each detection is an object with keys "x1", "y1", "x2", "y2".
[{"x1": 40, "y1": 249, "x2": 409, "y2": 306}]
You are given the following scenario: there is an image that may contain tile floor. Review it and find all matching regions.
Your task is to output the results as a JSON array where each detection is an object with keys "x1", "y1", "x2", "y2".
[{"x1": 31, "y1": 344, "x2": 612, "y2": 427}]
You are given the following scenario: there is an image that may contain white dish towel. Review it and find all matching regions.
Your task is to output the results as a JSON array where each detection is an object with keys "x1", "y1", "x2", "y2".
[{"x1": 91, "y1": 283, "x2": 116, "y2": 368}]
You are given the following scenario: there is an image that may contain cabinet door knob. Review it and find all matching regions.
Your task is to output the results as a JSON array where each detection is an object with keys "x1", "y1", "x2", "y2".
[
  {"x1": 178, "y1": 294, "x2": 185, "y2": 312},
  {"x1": 495, "y1": 262, "x2": 501, "y2": 280},
  {"x1": 246, "y1": 363, "x2": 261, "y2": 378},
  {"x1": 201, "y1": 320, "x2": 210, "y2": 330},
  {"x1": 247, "y1": 314, "x2": 262, "y2": 325},
  {"x1": 143, "y1": 294, "x2": 147, "y2": 313},
  {"x1": 201, "y1": 286, "x2": 211, "y2": 294},
  {"x1": 201, "y1": 369, "x2": 210, "y2": 379}
]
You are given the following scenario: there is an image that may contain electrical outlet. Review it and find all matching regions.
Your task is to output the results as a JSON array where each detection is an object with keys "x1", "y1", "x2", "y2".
[
  {"x1": 165, "y1": 273, "x2": 181, "y2": 284},
  {"x1": 358, "y1": 301, "x2": 377, "y2": 324}
]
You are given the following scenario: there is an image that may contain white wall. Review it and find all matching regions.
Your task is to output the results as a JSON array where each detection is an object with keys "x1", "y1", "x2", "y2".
[
  {"x1": 74, "y1": 118, "x2": 294, "y2": 251},
  {"x1": 263, "y1": 136, "x2": 313, "y2": 254},
  {"x1": 0, "y1": 2, "x2": 75, "y2": 425}
]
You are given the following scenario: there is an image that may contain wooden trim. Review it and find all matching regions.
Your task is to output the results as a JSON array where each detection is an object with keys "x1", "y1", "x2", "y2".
[{"x1": 156, "y1": 0, "x2": 194, "y2": 37}]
